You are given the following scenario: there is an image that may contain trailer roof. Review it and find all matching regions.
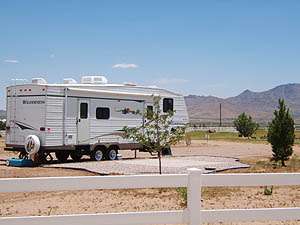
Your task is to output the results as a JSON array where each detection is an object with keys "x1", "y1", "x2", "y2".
[
  {"x1": 7, "y1": 82, "x2": 182, "y2": 97},
  {"x1": 67, "y1": 87, "x2": 160, "y2": 99}
]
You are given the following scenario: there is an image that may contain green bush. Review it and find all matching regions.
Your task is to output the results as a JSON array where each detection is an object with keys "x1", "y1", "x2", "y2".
[
  {"x1": 267, "y1": 99, "x2": 295, "y2": 167},
  {"x1": 176, "y1": 187, "x2": 187, "y2": 206},
  {"x1": 0, "y1": 120, "x2": 5, "y2": 130},
  {"x1": 234, "y1": 113, "x2": 259, "y2": 138}
]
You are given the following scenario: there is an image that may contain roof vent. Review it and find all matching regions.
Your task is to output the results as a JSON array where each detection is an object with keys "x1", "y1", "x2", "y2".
[
  {"x1": 63, "y1": 78, "x2": 77, "y2": 84},
  {"x1": 81, "y1": 76, "x2": 108, "y2": 84},
  {"x1": 123, "y1": 82, "x2": 137, "y2": 86},
  {"x1": 32, "y1": 78, "x2": 47, "y2": 84}
]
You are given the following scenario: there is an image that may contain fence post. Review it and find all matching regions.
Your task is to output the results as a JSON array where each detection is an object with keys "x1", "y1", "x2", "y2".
[{"x1": 187, "y1": 168, "x2": 202, "y2": 225}]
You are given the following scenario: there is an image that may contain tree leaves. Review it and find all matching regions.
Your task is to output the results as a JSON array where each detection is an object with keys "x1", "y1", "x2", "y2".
[
  {"x1": 234, "y1": 112, "x2": 259, "y2": 138},
  {"x1": 123, "y1": 96, "x2": 185, "y2": 153},
  {"x1": 267, "y1": 99, "x2": 295, "y2": 166}
]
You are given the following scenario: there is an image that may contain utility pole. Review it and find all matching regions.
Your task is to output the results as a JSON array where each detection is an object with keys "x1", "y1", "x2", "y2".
[{"x1": 219, "y1": 103, "x2": 222, "y2": 127}]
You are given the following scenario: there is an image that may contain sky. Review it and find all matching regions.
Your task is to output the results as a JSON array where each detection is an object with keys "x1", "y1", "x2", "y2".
[{"x1": 1, "y1": 0, "x2": 300, "y2": 109}]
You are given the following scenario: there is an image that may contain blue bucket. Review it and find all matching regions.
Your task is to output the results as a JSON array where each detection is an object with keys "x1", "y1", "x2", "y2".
[{"x1": 7, "y1": 158, "x2": 34, "y2": 167}]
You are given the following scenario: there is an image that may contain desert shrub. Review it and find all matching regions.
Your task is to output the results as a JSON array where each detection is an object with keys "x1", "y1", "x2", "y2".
[
  {"x1": 264, "y1": 186, "x2": 273, "y2": 195},
  {"x1": 0, "y1": 120, "x2": 5, "y2": 130},
  {"x1": 234, "y1": 113, "x2": 259, "y2": 138},
  {"x1": 185, "y1": 133, "x2": 192, "y2": 146},
  {"x1": 176, "y1": 187, "x2": 187, "y2": 206}
]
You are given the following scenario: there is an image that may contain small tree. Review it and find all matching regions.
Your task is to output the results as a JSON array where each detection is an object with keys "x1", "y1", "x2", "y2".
[
  {"x1": 123, "y1": 96, "x2": 185, "y2": 174},
  {"x1": 0, "y1": 120, "x2": 5, "y2": 130},
  {"x1": 267, "y1": 99, "x2": 295, "y2": 166},
  {"x1": 233, "y1": 112, "x2": 259, "y2": 138}
]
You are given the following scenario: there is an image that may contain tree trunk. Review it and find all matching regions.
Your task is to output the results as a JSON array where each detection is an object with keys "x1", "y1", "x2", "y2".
[
  {"x1": 281, "y1": 159, "x2": 286, "y2": 167},
  {"x1": 158, "y1": 150, "x2": 162, "y2": 174}
]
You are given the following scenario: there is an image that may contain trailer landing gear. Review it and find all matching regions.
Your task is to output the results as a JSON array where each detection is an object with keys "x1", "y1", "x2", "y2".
[
  {"x1": 35, "y1": 152, "x2": 53, "y2": 164},
  {"x1": 70, "y1": 151, "x2": 83, "y2": 162},
  {"x1": 55, "y1": 151, "x2": 69, "y2": 163}
]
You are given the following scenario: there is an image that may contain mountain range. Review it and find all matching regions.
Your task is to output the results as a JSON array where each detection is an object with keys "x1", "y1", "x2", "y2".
[
  {"x1": 1, "y1": 83, "x2": 300, "y2": 124},
  {"x1": 185, "y1": 83, "x2": 300, "y2": 124}
]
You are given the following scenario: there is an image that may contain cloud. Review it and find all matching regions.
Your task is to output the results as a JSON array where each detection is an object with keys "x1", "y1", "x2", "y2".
[
  {"x1": 154, "y1": 77, "x2": 189, "y2": 85},
  {"x1": 3, "y1": 59, "x2": 19, "y2": 64},
  {"x1": 50, "y1": 53, "x2": 55, "y2": 59},
  {"x1": 112, "y1": 63, "x2": 138, "y2": 69}
]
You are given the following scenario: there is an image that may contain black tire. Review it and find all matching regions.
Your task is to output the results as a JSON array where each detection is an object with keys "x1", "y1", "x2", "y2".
[
  {"x1": 35, "y1": 151, "x2": 47, "y2": 164},
  {"x1": 162, "y1": 147, "x2": 172, "y2": 156},
  {"x1": 35, "y1": 152, "x2": 53, "y2": 164},
  {"x1": 106, "y1": 147, "x2": 118, "y2": 160},
  {"x1": 55, "y1": 151, "x2": 69, "y2": 163},
  {"x1": 70, "y1": 151, "x2": 82, "y2": 162},
  {"x1": 90, "y1": 147, "x2": 105, "y2": 161}
]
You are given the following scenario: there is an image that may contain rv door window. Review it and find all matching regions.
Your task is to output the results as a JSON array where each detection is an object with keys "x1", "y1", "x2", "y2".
[
  {"x1": 96, "y1": 107, "x2": 110, "y2": 119},
  {"x1": 146, "y1": 105, "x2": 153, "y2": 118},
  {"x1": 80, "y1": 103, "x2": 88, "y2": 119},
  {"x1": 163, "y1": 98, "x2": 174, "y2": 112}
]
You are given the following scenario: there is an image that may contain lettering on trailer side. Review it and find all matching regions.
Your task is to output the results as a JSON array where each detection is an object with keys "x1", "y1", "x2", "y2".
[{"x1": 22, "y1": 100, "x2": 45, "y2": 104}]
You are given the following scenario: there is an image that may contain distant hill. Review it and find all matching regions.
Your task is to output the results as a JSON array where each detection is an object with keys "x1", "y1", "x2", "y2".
[
  {"x1": 185, "y1": 83, "x2": 300, "y2": 124},
  {"x1": 1, "y1": 83, "x2": 300, "y2": 124}
]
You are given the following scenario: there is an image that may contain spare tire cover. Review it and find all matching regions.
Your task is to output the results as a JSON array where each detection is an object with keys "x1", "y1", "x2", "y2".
[{"x1": 25, "y1": 135, "x2": 40, "y2": 155}]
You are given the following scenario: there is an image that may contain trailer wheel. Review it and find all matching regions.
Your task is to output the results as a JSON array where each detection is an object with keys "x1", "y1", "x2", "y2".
[
  {"x1": 55, "y1": 151, "x2": 69, "y2": 163},
  {"x1": 106, "y1": 146, "x2": 118, "y2": 160},
  {"x1": 91, "y1": 147, "x2": 104, "y2": 161},
  {"x1": 162, "y1": 147, "x2": 172, "y2": 156},
  {"x1": 70, "y1": 151, "x2": 82, "y2": 162}
]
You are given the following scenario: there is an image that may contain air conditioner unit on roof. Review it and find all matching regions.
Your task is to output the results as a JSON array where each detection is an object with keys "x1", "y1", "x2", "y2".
[
  {"x1": 63, "y1": 78, "x2": 77, "y2": 84},
  {"x1": 32, "y1": 78, "x2": 47, "y2": 84},
  {"x1": 81, "y1": 76, "x2": 108, "y2": 84}
]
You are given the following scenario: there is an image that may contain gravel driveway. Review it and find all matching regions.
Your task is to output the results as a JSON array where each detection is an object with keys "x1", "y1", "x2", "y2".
[{"x1": 45, "y1": 155, "x2": 249, "y2": 174}]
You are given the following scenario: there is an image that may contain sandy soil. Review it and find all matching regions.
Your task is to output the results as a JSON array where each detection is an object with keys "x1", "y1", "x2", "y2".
[
  {"x1": 118, "y1": 140, "x2": 300, "y2": 160},
  {"x1": 0, "y1": 165, "x2": 98, "y2": 178},
  {"x1": 173, "y1": 140, "x2": 300, "y2": 158},
  {"x1": 0, "y1": 138, "x2": 299, "y2": 224},
  {"x1": 2, "y1": 139, "x2": 299, "y2": 161}
]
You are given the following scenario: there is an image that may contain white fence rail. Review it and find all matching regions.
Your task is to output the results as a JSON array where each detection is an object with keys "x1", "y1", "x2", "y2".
[
  {"x1": 187, "y1": 126, "x2": 238, "y2": 133},
  {"x1": 0, "y1": 169, "x2": 300, "y2": 225}
]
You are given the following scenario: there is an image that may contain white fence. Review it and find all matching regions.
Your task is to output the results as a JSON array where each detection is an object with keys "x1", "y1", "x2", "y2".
[
  {"x1": 0, "y1": 169, "x2": 300, "y2": 225},
  {"x1": 187, "y1": 126, "x2": 238, "y2": 133}
]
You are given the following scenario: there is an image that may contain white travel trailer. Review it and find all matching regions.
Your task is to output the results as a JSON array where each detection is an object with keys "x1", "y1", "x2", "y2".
[{"x1": 5, "y1": 76, "x2": 189, "y2": 162}]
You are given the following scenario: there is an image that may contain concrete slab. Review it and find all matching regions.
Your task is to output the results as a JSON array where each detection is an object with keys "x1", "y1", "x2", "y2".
[{"x1": 45, "y1": 155, "x2": 249, "y2": 175}]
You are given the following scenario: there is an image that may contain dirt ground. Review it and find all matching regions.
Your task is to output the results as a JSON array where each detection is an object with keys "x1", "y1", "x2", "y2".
[{"x1": 0, "y1": 138, "x2": 299, "y2": 225}]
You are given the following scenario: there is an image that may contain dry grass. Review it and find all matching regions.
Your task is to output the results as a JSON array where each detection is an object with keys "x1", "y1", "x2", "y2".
[
  {"x1": 0, "y1": 137, "x2": 299, "y2": 224},
  {"x1": 189, "y1": 129, "x2": 300, "y2": 145},
  {"x1": 177, "y1": 155, "x2": 300, "y2": 208},
  {"x1": 235, "y1": 154, "x2": 300, "y2": 173}
]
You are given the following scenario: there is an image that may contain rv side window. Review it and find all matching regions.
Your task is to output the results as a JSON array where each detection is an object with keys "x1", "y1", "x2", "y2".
[
  {"x1": 96, "y1": 107, "x2": 110, "y2": 119},
  {"x1": 163, "y1": 98, "x2": 174, "y2": 112},
  {"x1": 80, "y1": 103, "x2": 88, "y2": 119},
  {"x1": 146, "y1": 105, "x2": 153, "y2": 118}
]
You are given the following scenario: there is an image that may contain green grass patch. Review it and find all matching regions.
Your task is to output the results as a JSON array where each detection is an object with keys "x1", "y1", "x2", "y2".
[
  {"x1": 176, "y1": 155, "x2": 300, "y2": 206},
  {"x1": 188, "y1": 129, "x2": 300, "y2": 144},
  {"x1": 236, "y1": 154, "x2": 300, "y2": 173}
]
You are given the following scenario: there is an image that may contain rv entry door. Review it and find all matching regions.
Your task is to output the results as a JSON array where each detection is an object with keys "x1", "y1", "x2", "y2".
[{"x1": 77, "y1": 99, "x2": 90, "y2": 144}]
